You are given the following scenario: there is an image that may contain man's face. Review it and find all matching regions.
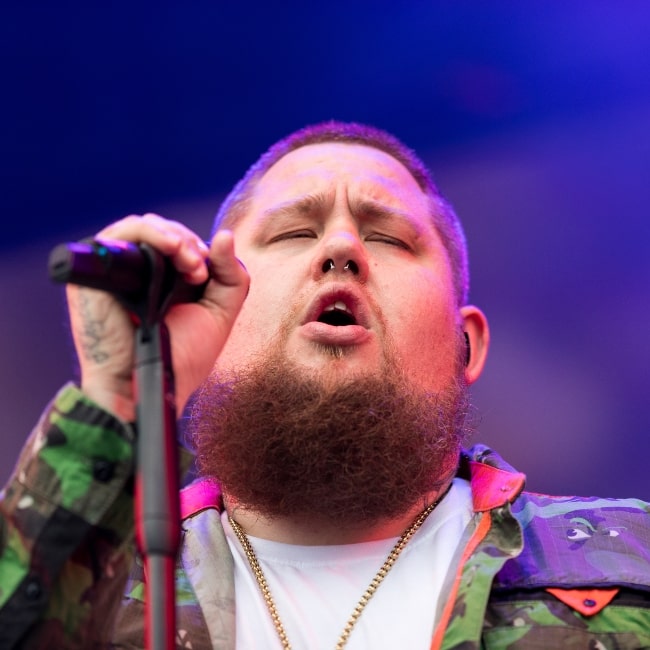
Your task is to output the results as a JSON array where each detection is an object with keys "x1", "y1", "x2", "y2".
[{"x1": 215, "y1": 143, "x2": 462, "y2": 393}]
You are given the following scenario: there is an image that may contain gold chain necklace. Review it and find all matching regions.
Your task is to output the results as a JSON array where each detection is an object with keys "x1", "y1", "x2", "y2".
[{"x1": 228, "y1": 499, "x2": 440, "y2": 650}]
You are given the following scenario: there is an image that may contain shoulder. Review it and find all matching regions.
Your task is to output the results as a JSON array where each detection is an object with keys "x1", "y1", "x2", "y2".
[
  {"x1": 500, "y1": 490, "x2": 650, "y2": 590},
  {"x1": 462, "y1": 445, "x2": 650, "y2": 590}
]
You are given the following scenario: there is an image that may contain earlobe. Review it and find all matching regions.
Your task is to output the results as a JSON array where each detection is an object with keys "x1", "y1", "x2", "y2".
[{"x1": 460, "y1": 305, "x2": 490, "y2": 385}]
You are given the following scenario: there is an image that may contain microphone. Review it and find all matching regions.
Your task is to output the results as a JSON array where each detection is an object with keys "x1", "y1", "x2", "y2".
[{"x1": 48, "y1": 239, "x2": 208, "y2": 306}]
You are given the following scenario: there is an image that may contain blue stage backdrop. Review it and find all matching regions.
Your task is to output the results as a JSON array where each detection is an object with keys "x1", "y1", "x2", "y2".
[{"x1": 2, "y1": 3, "x2": 649, "y2": 499}]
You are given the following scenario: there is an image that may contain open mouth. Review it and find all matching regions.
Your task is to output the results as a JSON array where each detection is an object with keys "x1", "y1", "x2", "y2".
[
  {"x1": 317, "y1": 300, "x2": 357, "y2": 326},
  {"x1": 301, "y1": 291, "x2": 372, "y2": 346}
]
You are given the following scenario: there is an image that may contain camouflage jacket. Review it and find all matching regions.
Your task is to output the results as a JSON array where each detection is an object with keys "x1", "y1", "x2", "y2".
[{"x1": 1, "y1": 384, "x2": 650, "y2": 649}]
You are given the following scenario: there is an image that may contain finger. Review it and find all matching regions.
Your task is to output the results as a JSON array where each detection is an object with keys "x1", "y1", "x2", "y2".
[
  {"x1": 199, "y1": 229, "x2": 250, "y2": 334},
  {"x1": 97, "y1": 214, "x2": 183, "y2": 251},
  {"x1": 96, "y1": 213, "x2": 211, "y2": 283},
  {"x1": 208, "y1": 230, "x2": 249, "y2": 288},
  {"x1": 164, "y1": 232, "x2": 249, "y2": 410}
]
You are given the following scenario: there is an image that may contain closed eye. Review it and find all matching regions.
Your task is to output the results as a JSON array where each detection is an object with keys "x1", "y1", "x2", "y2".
[
  {"x1": 366, "y1": 234, "x2": 411, "y2": 251},
  {"x1": 270, "y1": 230, "x2": 317, "y2": 243}
]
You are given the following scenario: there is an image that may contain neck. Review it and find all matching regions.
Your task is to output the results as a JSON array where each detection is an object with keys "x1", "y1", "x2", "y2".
[{"x1": 223, "y1": 483, "x2": 452, "y2": 545}]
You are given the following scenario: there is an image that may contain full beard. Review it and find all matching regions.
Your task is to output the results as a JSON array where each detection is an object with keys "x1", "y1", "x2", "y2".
[{"x1": 188, "y1": 338, "x2": 471, "y2": 530}]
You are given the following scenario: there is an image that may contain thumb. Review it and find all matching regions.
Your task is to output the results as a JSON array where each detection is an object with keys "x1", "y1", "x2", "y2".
[
  {"x1": 165, "y1": 230, "x2": 249, "y2": 410},
  {"x1": 202, "y1": 229, "x2": 250, "y2": 330}
]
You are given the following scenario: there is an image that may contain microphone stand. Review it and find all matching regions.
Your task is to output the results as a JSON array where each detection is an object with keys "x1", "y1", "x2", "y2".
[
  {"x1": 48, "y1": 241, "x2": 200, "y2": 650},
  {"x1": 131, "y1": 249, "x2": 180, "y2": 650}
]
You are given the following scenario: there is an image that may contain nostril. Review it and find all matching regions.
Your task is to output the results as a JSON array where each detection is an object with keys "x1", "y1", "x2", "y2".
[
  {"x1": 322, "y1": 259, "x2": 335, "y2": 273},
  {"x1": 343, "y1": 260, "x2": 359, "y2": 274}
]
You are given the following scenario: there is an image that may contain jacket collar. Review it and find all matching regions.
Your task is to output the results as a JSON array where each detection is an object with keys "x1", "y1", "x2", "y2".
[{"x1": 458, "y1": 444, "x2": 527, "y2": 512}]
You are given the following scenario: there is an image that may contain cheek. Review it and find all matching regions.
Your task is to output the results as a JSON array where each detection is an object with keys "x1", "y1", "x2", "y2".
[
  {"x1": 220, "y1": 260, "x2": 299, "y2": 353},
  {"x1": 384, "y1": 275, "x2": 459, "y2": 378},
  {"x1": 396, "y1": 306, "x2": 455, "y2": 359},
  {"x1": 212, "y1": 279, "x2": 277, "y2": 371},
  {"x1": 244, "y1": 252, "x2": 311, "y2": 314},
  {"x1": 386, "y1": 269, "x2": 457, "y2": 335}
]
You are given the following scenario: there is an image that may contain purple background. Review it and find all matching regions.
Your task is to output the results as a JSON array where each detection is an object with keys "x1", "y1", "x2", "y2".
[{"x1": 2, "y1": 3, "x2": 649, "y2": 499}]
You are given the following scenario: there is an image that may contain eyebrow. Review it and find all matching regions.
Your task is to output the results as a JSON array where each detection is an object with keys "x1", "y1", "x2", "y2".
[
  {"x1": 349, "y1": 198, "x2": 420, "y2": 231},
  {"x1": 261, "y1": 192, "x2": 333, "y2": 221}
]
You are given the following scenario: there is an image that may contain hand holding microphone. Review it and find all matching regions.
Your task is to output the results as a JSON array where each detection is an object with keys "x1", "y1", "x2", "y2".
[{"x1": 51, "y1": 214, "x2": 249, "y2": 420}]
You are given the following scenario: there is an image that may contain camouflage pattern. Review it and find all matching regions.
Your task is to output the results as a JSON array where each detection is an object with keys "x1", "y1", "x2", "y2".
[
  {"x1": 438, "y1": 447, "x2": 650, "y2": 649},
  {"x1": 1, "y1": 386, "x2": 650, "y2": 648},
  {"x1": 0, "y1": 384, "x2": 137, "y2": 648}
]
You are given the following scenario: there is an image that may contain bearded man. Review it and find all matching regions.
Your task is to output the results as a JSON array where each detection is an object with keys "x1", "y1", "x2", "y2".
[{"x1": 1, "y1": 122, "x2": 649, "y2": 649}]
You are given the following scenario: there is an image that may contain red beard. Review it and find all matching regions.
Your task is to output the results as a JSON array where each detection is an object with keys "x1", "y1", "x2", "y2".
[{"x1": 188, "y1": 341, "x2": 470, "y2": 529}]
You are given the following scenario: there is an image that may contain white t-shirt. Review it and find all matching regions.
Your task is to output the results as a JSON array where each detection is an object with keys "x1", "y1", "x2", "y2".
[{"x1": 222, "y1": 478, "x2": 473, "y2": 649}]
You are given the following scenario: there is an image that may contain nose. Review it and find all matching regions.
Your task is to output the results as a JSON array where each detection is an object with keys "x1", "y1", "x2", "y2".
[{"x1": 313, "y1": 229, "x2": 369, "y2": 282}]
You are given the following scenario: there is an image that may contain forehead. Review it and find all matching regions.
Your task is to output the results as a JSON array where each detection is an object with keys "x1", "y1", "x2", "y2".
[{"x1": 248, "y1": 143, "x2": 430, "y2": 214}]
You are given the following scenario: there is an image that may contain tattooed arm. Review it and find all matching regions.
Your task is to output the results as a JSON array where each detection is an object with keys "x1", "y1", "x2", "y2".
[{"x1": 68, "y1": 213, "x2": 249, "y2": 421}]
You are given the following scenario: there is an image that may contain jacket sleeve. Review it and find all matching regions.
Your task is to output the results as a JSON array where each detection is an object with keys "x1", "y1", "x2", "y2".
[{"x1": 0, "y1": 383, "x2": 137, "y2": 649}]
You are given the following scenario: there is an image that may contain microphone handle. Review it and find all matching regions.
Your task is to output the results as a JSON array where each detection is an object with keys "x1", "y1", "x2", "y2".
[{"x1": 48, "y1": 239, "x2": 207, "y2": 305}]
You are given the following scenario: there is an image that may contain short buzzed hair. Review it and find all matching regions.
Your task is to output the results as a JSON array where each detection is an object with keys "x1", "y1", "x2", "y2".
[{"x1": 213, "y1": 121, "x2": 470, "y2": 306}]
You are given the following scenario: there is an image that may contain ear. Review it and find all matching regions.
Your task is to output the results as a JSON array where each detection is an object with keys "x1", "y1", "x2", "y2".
[{"x1": 460, "y1": 305, "x2": 489, "y2": 385}]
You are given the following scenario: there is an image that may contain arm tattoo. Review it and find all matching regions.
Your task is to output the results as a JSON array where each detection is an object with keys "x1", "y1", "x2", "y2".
[{"x1": 78, "y1": 292, "x2": 110, "y2": 363}]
